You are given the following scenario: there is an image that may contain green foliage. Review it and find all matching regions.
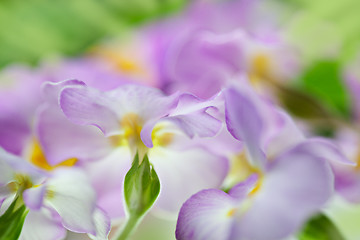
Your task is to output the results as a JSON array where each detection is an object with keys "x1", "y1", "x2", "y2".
[
  {"x1": 299, "y1": 60, "x2": 351, "y2": 118},
  {"x1": 0, "y1": 0, "x2": 188, "y2": 68},
  {"x1": 277, "y1": 84, "x2": 332, "y2": 120},
  {"x1": 124, "y1": 153, "x2": 160, "y2": 217},
  {"x1": 0, "y1": 196, "x2": 28, "y2": 240},
  {"x1": 298, "y1": 213, "x2": 346, "y2": 240}
]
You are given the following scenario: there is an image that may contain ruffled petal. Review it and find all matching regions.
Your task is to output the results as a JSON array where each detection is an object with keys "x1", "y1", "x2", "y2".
[
  {"x1": 107, "y1": 84, "x2": 179, "y2": 121},
  {"x1": 141, "y1": 93, "x2": 222, "y2": 148},
  {"x1": 42, "y1": 79, "x2": 86, "y2": 104}
]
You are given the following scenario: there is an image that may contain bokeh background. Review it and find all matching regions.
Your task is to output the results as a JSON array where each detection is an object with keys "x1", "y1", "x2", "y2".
[{"x1": 0, "y1": 0, "x2": 360, "y2": 239}]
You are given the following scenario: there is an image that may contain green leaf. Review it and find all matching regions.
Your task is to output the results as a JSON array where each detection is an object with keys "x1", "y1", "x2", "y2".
[
  {"x1": 0, "y1": 196, "x2": 29, "y2": 240},
  {"x1": 299, "y1": 60, "x2": 351, "y2": 118},
  {"x1": 298, "y1": 213, "x2": 346, "y2": 240},
  {"x1": 124, "y1": 153, "x2": 160, "y2": 217}
]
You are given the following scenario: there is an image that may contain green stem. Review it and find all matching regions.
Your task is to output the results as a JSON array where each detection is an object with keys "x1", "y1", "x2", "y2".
[{"x1": 115, "y1": 214, "x2": 142, "y2": 240}]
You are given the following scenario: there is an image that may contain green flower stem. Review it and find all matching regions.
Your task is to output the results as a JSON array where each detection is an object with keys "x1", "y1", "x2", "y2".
[{"x1": 115, "y1": 214, "x2": 142, "y2": 240}]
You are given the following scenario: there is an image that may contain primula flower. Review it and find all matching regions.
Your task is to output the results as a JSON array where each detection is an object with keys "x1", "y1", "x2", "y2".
[
  {"x1": 39, "y1": 80, "x2": 228, "y2": 216},
  {"x1": 144, "y1": 0, "x2": 299, "y2": 99},
  {"x1": 0, "y1": 148, "x2": 110, "y2": 240},
  {"x1": 176, "y1": 81, "x2": 351, "y2": 240}
]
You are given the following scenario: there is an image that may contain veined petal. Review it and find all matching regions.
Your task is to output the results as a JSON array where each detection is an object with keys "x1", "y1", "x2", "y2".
[
  {"x1": 107, "y1": 84, "x2": 179, "y2": 121},
  {"x1": 235, "y1": 143, "x2": 334, "y2": 240},
  {"x1": 149, "y1": 147, "x2": 228, "y2": 213},
  {"x1": 20, "y1": 209, "x2": 66, "y2": 240},
  {"x1": 60, "y1": 85, "x2": 120, "y2": 136},
  {"x1": 44, "y1": 168, "x2": 97, "y2": 235},
  {"x1": 87, "y1": 207, "x2": 111, "y2": 240},
  {"x1": 176, "y1": 189, "x2": 237, "y2": 240}
]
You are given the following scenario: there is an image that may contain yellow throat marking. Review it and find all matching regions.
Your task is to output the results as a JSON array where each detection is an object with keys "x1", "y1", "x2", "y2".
[
  {"x1": 249, "y1": 53, "x2": 271, "y2": 85},
  {"x1": 111, "y1": 113, "x2": 174, "y2": 153},
  {"x1": 29, "y1": 140, "x2": 77, "y2": 171}
]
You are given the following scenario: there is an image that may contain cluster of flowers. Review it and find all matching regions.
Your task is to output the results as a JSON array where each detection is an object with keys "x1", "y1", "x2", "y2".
[{"x1": 1, "y1": 0, "x2": 360, "y2": 240}]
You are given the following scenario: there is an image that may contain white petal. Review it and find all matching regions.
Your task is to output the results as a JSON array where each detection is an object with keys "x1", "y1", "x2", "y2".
[
  {"x1": 87, "y1": 207, "x2": 111, "y2": 240},
  {"x1": 20, "y1": 209, "x2": 66, "y2": 240},
  {"x1": 44, "y1": 168, "x2": 97, "y2": 235}
]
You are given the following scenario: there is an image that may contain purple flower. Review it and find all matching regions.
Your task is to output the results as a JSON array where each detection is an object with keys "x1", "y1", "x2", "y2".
[
  {"x1": 0, "y1": 148, "x2": 110, "y2": 240},
  {"x1": 176, "y1": 80, "x2": 350, "y2": 240},
  {"x1": 143, "y1": 0, "x2": 299, "y2": 99},
  {"x1": 39, "y1": 79, "x2": 228, "y2": 215}
]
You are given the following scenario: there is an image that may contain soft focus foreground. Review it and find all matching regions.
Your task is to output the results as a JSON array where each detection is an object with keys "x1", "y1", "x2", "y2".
[{"x1": 0, "y1": 0, "x2": 360, "y2": 239}]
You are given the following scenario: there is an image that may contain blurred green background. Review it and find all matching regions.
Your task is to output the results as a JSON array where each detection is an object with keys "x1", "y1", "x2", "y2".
[
  {"x1": 0, "y1": 0, "x2": 358, "y2": 68},
  {"x1": 0, "y1": 0, "x2": 187, "y2": 68}
]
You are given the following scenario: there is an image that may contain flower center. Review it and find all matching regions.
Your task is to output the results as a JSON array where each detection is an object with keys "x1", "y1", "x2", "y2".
[
  {"x1": 111, "y1": 113, "x2": 174, "y2": 156},
  {"x1": 7, "y1": 174, "x2": 33, "y2": 194},
  {"x1": 29, "y1": 140, "x2": 77, "y2": 171},
  {"x1": 249, "y1": 53, "x2": 271, "y2": 85},
  {"x1": 224, "y1": 151, "x2": 263, "y2": 189}
]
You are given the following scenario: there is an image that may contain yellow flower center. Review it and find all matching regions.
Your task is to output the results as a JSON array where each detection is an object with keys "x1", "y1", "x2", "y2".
[
  {"x1": 91, "y1": 46, "x2": 149, "y2": 78},
  {"x1": 249, "y1": 53, "x2": 271, "y2": 86},
  {"x1": 224, "y1": 151, "x2": 263, "y2": 188},
  {"x1": 110, "y1": 113, "x2": 174, "y2": 156},
  {"x1": 7, "y1": 174, "x2": 33, "y2": 194},
  {"x1": 29, "y1": 140, "x2": 77, "y2": 171}
]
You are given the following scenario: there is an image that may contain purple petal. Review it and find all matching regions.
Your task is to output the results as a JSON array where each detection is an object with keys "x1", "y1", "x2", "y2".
[
  {"x1": 293, "y1": 138, "x2": 354, "y2": 166},
  {"x1": 60, "y1": 85, "x2": 120, "y2": 136},
  {"x1": 233, "y1": 142, "x2": 334, "y2": 240},
  {"x1": 224, "y1": 85, "x2": 270, "y2": 168},
  {"x1": 41, "y1": 79, "x2": 86, "y2": 104},
  {"x1": 333, "y1": 166, "x2": 360, "y2": 203},
  {"x1": 106, "y1": 84, "x2": 179, "y2": 127},
  {"x1": 36, "y1": 104, "x2": 112, "y2": 165},
  {"x1": 265, "y1": 110, "x2": 305, "y2": 159},
  {"x1": 141, "y1": 93, "x2": 222, "y2": 148},
  {"x1": 228, "y1": 174, "x2": 259, "y2": 200},
  {"x1": 23, "y1": 184, "x2": 46, "y2": 211},
  {"x1": 0, "y1": 113, "x2": 31, "y2": 155},
  {"x1": 176, "y1": 189, "x2": 237, "y2": 240}
]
